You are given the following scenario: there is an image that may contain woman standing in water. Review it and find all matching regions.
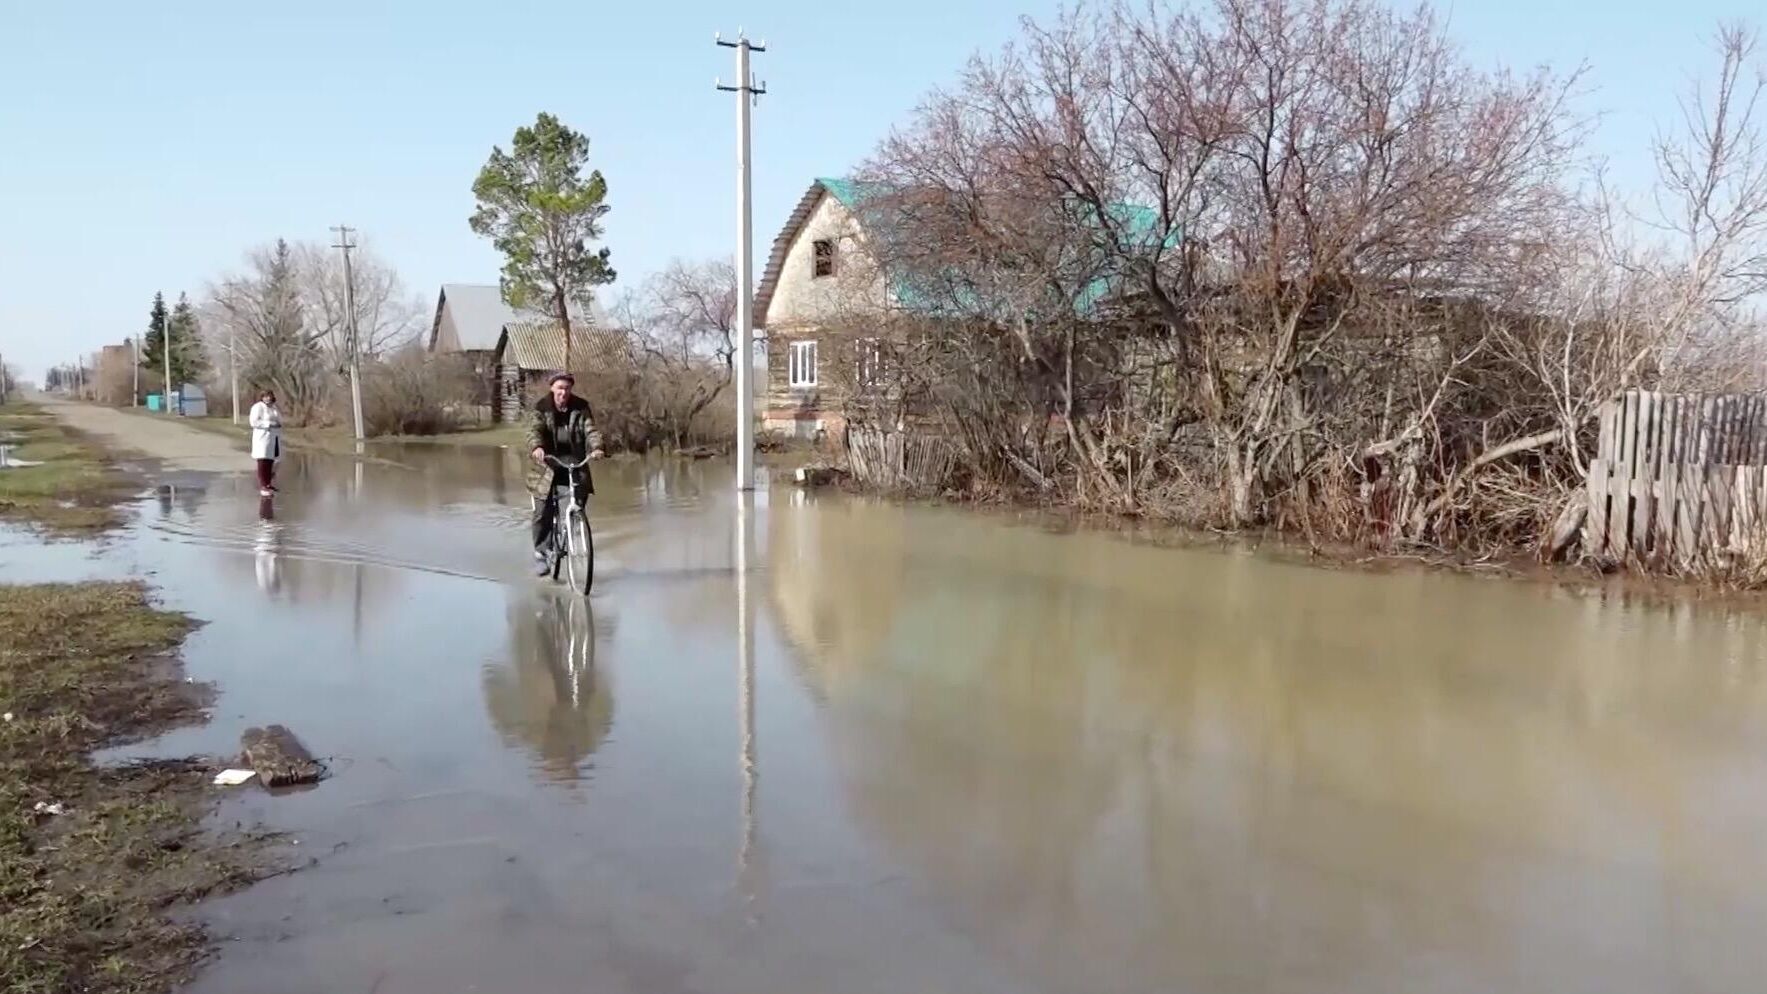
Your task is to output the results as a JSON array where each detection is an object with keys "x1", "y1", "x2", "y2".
[{"x1": 248, "y1": 388, "x2": 283, "y2": 497}]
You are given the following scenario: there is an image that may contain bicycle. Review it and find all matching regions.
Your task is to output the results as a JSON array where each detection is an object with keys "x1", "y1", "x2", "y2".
[{"x1": 536, "y1": 454, "x2": 595, "y2": 594}]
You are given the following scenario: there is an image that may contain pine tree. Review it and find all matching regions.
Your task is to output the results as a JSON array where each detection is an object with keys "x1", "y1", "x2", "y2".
[
  {"x1": 140, "y1": 292, "x2": 170, "y2": 391},
  {"x1": 168, "y1": 293, "x2": 208, "y2": 383},
  {"x1": 470, "y1": 113, "x2": 615, "y2": 372},
  {"x1": 140, "y1": 290, "x2": 207, "y2": 389}
]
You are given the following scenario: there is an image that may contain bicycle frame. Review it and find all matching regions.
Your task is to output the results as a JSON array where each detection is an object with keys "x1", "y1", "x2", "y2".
[{"x1": 539, "y1": 454, "x2": 594, "y2": 592}]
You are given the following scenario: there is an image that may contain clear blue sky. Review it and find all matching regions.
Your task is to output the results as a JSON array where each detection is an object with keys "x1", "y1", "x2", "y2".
[{"x1": 0, "y1": 0, "x2": 1755, "y2": 380}]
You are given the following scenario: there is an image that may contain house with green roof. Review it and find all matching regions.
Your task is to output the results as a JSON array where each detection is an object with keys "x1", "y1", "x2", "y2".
[
  {"x1": 752, "y1": 178, "x2": 896, "y2": 438},
  {"x1": 753, "y1": 177, "x2": 1174, "y2": 438}
]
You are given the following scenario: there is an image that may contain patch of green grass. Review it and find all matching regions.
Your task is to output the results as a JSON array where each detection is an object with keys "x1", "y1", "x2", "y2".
[
  {"x1": 0, "y1": 405, "x2": 133, "y2": 534},
  {"x1": 0, "y1": 582, "x2": 277, "y2": 994}
]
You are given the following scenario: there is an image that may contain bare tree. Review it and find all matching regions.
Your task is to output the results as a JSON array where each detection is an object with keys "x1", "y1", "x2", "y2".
[
  {"x1": 866, "y1": 0, "x2": 1582, "y2": 524},
  {"x1": 592, "y1": 259, "x2": 740, "y2": 450},
  {"x1": 208, "y1": 239, "x2": 329, "y2": 422},
  {"x1": 293, "y1": 240, "x2": 425, "y2": 368}
]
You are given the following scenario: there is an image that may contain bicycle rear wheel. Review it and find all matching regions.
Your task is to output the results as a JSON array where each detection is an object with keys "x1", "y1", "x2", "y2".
[{"x1": 564, "y1": 508, "x2": 594, "y2": 594}]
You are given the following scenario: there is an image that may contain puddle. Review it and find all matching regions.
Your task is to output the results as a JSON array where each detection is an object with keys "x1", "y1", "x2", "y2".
[{"x1": 10, "y1": 444, "x2": 1767, "y2": 994}]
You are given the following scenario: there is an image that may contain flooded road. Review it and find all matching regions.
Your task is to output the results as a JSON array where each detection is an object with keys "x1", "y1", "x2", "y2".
[{"x1": 10, "y1": 442, "x2": 1767, "y2": 993}]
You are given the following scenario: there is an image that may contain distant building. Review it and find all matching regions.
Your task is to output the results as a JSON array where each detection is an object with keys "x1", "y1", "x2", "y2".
[
  {"x1": 425, "y1": 283, "x2": 608, "y2": 418},
  {"x1": 491, "y1": 320, "x2": 631, "y2": 423}
]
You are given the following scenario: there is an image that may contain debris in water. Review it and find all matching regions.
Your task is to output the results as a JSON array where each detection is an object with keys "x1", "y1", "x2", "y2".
[
  {"x1": 795, "y1": 465, "x2": 845, "y2": 487},
  {"x1": 240, "y1": 724, "x2": 326, "y2": 787},
  {"x1": 212, "y1": 769, "x2": 257, "y2": 787}
]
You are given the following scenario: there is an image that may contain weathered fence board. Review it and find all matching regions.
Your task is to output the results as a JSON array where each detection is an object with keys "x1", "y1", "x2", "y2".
[
  {"x1": 1585, "y1": 390, "x2": 1767, "y2": 566},
  {"x1": 844, "y1": 427, "x2": 957, "y2": 492}
]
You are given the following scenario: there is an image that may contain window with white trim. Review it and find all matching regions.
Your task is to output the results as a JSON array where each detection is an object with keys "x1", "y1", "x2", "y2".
[{"x1": 788, "y1": 340, "x2": 818, "y2": 388}]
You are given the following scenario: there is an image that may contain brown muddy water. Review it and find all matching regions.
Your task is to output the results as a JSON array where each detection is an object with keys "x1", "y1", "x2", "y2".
[{"x1": 5, "y1": 444, "x2": 1767, "y2": 993}]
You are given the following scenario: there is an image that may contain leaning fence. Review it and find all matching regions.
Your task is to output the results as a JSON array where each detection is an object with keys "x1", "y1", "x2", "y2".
[
  {"x1": 1584, "y1": 390, "x2": 1767, "y2": 565},
  {"x1": 843, "y1": 426, "x2": 958, "y2": 492}
]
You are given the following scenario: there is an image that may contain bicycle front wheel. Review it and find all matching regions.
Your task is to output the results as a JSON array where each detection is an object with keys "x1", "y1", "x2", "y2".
[{"x1": 564, "y1": 508, "x2": 594, "y2": 595}]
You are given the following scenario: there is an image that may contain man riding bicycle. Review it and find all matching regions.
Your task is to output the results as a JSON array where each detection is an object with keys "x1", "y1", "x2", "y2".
[{"x1": 527, "y1": 371, "x2": 604, "y2": 575}]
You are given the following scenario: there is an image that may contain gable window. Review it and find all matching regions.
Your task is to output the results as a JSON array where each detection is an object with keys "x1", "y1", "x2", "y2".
[
  {"x1": 789, "y1": 340, "x2": 819, "y2": 388},
  {"x1": 812, "y1": 239, "x2": 835, "y2": 278}
]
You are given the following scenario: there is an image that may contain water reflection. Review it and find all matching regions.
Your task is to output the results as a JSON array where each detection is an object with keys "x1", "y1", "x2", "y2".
[
  {"x1": 768, "y1": 493, "x2": 1767, "y2": 993},
  {"x1": 481, "y1": 591, "x2": 612, "y2": 784},
  {"x1": 735, "y1": 491, "x2": 763, "y2": 922},
  {"x1": 253, "y1": 498, "x2": 281, "y2": 595}
]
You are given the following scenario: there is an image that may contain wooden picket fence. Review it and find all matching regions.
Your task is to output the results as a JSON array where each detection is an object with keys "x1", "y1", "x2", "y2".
[
  {"x1": 1584, "y1": 390, "x2": 1767, "y2": 564},
  {"x1": 844, "y1": 426, "x2": 958, "y2": 492}
]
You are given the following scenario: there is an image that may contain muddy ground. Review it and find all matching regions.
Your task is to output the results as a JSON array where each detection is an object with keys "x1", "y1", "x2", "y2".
[{"x1": 0, "y1": 397, "x2": 281, "y2": 994}]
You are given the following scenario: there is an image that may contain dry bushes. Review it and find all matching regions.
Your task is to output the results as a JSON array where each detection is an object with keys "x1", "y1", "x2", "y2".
[
  {"x1": 359, "y1": 351, "x2": 477, "y2": 436},
  {"x1": 853, "y1": 1, "x2": 1767, "y2": 565}
]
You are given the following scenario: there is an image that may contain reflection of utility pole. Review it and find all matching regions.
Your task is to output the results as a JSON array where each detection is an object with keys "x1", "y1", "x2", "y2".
[
  {"x1": 717, "y1": 30, "x2": 765, "y2": 492},
  {"x1": 332, "y1": 225, "x2": 366, "y2": 442},
  {"x1": 735, "y1": 490, "x2": 761, "y2": 920}
]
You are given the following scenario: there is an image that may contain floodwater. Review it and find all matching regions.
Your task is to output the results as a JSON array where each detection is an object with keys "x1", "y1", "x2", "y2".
[{"x1": 9, "y1": 443, "x2": 1767, "y2": 993}]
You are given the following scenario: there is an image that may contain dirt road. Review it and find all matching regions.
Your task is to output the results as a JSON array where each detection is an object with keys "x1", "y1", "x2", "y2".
[{"x1": 36, "y1": 394, "x2": 245, "y2": 473}]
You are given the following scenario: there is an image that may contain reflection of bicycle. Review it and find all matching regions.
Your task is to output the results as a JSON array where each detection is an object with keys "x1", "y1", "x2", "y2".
[
  {"x1": 556, "y1": 593, "x2": 595, "y2": 707},
  {"x1": 535, "y1": 454, "x2": 594, "y2": 594}
]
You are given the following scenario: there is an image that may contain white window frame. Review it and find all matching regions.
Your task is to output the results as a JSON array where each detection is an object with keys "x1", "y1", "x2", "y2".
[{"x1": 788, "y1": 340, "x2": 819, "y2": 388}]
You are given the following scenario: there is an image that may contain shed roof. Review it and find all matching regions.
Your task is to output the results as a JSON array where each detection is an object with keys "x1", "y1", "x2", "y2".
[
  {"x1": 428, "y1": 284, "x2": 608, "y2": 352},
  {"x1": 497, "y1": 320, "x2": 631, "y2": 372}
]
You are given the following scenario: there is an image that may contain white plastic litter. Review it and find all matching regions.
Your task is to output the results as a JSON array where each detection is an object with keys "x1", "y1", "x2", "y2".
[
  {"x1": 2, "y1": 712, "x2": 13, "y2": 722},
  {"x1": 33, "y1": 801, "x2": 66, "y2": 816},
  {"x1": 212, "y1": 769, "x2": 257, "y2": 787}
]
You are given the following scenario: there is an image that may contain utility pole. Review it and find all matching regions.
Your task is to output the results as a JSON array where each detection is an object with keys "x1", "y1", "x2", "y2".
[
  {"x1": 163, "y1": 304, "x2": 174, "y2": 414},
  {"x1": 130, "y1": 337, "x2": 139, "y2": 407},
  {"x1": 229, "y1": 329, "x2": 240, "y2": 426},
  {"x1": 718, "y1": 29, "x2": 765, "y2": 491},
  {"x1": 332, "y1": 225, "x2": 366, "y2": 442}
]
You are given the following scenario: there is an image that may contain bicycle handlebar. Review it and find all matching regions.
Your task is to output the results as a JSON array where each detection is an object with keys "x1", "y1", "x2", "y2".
[{"x1": 545, "y1": 454, "x2": 596, "y2": 469}]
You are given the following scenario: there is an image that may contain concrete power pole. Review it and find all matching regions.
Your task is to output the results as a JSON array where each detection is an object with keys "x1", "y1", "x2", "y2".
[
  {"x1": 230, "y1": 329, "x2": 241, "y2": 426},
  {"x1": 131, "y1": 337, "x2": 139, "y2": 407},
  {"x1": 332, "y1": 225, "x2": 366, "y2": 442},
  {"x1": 718, "y1": 30, "x2": 765, "y2": 491},
  {"x1": 163, "y1": 305, "x2": 174, "y2": 415}
]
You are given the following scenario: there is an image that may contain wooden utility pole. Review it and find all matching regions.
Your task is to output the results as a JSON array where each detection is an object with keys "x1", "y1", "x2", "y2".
[{"x1": 717, "y1": 29, "x2": 766, "y2": 491}]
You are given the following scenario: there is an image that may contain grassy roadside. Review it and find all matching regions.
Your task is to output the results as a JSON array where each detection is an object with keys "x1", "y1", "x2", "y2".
[
  {"x1": 0, "y1": 402, "x2": 135, "y2": 534},
  {"x1": 1, "y1": 399, "x2": 281, "y2": 993},
  {"x1": 0, "y1": 583, "x2": 276, "y2": 994}
]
